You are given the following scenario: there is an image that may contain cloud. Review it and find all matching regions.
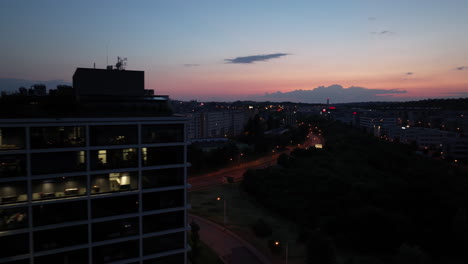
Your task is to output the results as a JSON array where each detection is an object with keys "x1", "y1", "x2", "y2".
[
  {"x1": 371, "y1": 30, "x2": 395, "y2": 35},
  {"x1": 405, "y1": 72, "x2": 414, "y2": 75},
  {"x1": 368, "y1": 17, "x2": 377, "y2": 20},
  {"x1": 456, "y1": 66, "x2": 467, "y2": 71},
  {"x1": 251, "y1": 84, "x2": 407, "y2": 103},
  {"x1": 225, "y1": 53, "x2": 289, "y2": 64},
  {"x1": 183, "y1": 64, "x2": 200, "y2": 67}
]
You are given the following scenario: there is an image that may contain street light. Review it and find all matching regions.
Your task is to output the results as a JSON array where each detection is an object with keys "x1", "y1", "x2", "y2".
[
  {"x1": 217, "y1": 196, "x2": 226, "y2": 229},
  {"x1": 273, "y1": 240, "x2": 289, "y2": 264}
]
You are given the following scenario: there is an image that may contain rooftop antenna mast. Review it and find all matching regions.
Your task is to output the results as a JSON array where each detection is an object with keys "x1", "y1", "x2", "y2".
[{"x1": 106, "y1": 45, "x2": 109, "y2": 66}]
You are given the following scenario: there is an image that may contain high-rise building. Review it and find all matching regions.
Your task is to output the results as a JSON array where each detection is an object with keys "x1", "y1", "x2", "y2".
[{"x1": 0, "y1": 67, "x2": 190, "y2": 264}]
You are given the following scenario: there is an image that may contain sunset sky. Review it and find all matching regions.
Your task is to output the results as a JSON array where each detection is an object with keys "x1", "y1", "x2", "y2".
[{"x1": 1, "y1": 0, "x2": 468, "y2": 102}]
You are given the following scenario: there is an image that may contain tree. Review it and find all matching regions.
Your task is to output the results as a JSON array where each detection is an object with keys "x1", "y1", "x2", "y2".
[
  {"x1": 306, "y1": 229, "x2": 337, "y2": 264},
  {"x1": 394, "y1": 244, "x2": 428, "y2": 264}
]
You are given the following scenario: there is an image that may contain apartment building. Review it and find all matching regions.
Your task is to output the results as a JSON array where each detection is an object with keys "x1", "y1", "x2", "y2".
[{"x1": 0, "y1": 67, "x2": 190, "y2": 264}]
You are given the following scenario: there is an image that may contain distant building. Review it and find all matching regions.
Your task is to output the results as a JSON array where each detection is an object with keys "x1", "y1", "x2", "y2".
[
  {"x1": 184, "y1": 111, "x2": 251, "y2": 139},
  {"x1": 30, "y1": 84, "x2": 47, "y2": 96},
  {"x1": 357, "y1": 116, "x2": 397, "y2": 137}
]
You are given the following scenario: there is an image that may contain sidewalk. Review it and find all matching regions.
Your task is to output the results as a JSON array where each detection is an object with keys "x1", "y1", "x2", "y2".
[{"x1": 189, "y1": 214, "x2": 272, "y2": 264}]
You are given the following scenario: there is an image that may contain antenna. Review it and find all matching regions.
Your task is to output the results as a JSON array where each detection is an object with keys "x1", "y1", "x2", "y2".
[
  {"x1": 115, "y1": 56, "x2": 127, "y2": 70},
  {"x1": 106, "y1": 45, "x2": 108, "y2": 66}
]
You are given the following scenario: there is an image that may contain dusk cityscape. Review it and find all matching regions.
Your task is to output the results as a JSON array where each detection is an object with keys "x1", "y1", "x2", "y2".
[{"x1": 1, "y1": 1, "x2": 468, "y2": 264}]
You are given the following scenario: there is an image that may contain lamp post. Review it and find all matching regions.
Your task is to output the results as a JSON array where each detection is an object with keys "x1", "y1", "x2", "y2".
[{"x1": 217, "y1": 196, "x2": 226, "y2": 229}]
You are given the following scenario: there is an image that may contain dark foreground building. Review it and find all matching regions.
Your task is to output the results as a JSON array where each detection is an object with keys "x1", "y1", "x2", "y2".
[{"x1": 0, "y1": 67, "x2": 190, "y2": 264}]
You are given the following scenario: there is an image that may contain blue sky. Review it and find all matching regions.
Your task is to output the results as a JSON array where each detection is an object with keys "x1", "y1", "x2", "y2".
[{"x1": 1, "y1": 0, "x2": 467, "y2": 102}]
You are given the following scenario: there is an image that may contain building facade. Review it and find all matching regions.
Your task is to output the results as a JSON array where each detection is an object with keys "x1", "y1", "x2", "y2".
[{"x1": 0, "y1": 116, "x2": 189, "y2": 264}]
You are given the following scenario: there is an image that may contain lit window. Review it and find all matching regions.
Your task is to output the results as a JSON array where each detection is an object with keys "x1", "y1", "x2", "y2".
[
  {"x1": 98, "y1": 150, "x2": 107, "y2": 164},
  {"x1": 78, "y1": 151, "x2": 85, "y2": 164}
]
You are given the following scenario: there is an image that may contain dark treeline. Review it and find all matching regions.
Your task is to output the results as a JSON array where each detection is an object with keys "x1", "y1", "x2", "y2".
[
  {"x1": 341, "y1": 98, "x2": 468, "y2": 111},
  {"x1": 242, "y1": 118, "x2": 468, "y2": 263}
]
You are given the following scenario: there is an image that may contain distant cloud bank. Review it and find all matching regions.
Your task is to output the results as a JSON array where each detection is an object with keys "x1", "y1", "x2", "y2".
[
  {"x1": 225, "y1": 53, "x2": 289, "y2": 64},
  {"x1": 183, "y1": 64, "x2": 200, "y2": 67},
  {"x1": 456, "y1": 66, "x2": 467, "y2": 71},
  {"x1": 252, "y1": 84, "x2": 407, "y2": 103}
]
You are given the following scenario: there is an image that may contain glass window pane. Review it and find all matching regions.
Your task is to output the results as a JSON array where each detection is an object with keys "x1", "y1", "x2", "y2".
[
  {"x1": 90, "y1": 125, "x2": 137, "y2": 146},
  {"x1": 0, "y1": 154, "x2": 26, "y2": 178},
  {"x1": 32, "y1": 176, "x2": 86, "y2": 201},
  {"x1": 93, "y1": 240, "x2": 139, "y2": 264},
  {"x1": 143, "y1": 253, "x2": 184, "y2": 264},
  {"x1": 143, "y1": 211, "x2": 184, "y2": 234},
  {"x1": 142, "y1": 124, "x2": 184, "y2": 143},
  {"x1": 31, "y1": 151, "x2": 85, "y2": 175},
  {"x1": 92, "y1": 217, "x2": 139, "y2": 242},
  {"x1": 34, "y1": 249, "x2": 88, "y2": 264},
  {"x1": 142, "y1": 146, "x2": 184, "y2": 166},
  {"x1": 0, "y1": 206, "x2": 28, "y2": 231},
  {"x1": 91, "y1": 172, "x2": 138, "y2": 194},
  {"x1": 0, "y1": 233, "x2": 29, "y2": 258},
  {"x1": 90, "y1": 148, "x2": 138, "y2": 170},
  {"x1": 0, "y1": 181, "x2": 27, "y2": 204},
  {"x1": 143, "y1": 232, "x2": 184, "y2": 255},
  {"x1": 143, "y1": 190, "x2": 184, "y2": 211},
  {"x1": 34, "y1": 224, "x2": 88, "y2": 251},
  {"x1": 33, "y1": 200, "x2": 87, "y2": 227},
  {"x1": 142, "y1": 168, "x2": 184, "y2": 189},
  {"x1": 0, "y1": 127, "x2": 26, "y2": 151},
  {"x1": 91, "y1": 195, "x2": 139, "y2": 218},
  {"x1": 30, "y1": 126, "x2": 85, "y2": 149}
]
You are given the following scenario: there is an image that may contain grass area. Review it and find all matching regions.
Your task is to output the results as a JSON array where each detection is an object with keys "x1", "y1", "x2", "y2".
[
  {"x1": 189, "y1": 239, "x2": 224, "y2": 264},
  {"x1": 189, "y1": 183, "x2": 306, "y2": 264}
]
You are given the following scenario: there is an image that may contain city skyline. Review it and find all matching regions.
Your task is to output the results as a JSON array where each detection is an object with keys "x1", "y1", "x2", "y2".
[{"x1": 1, "y1": 0, "x2": 468, "y2": 102}]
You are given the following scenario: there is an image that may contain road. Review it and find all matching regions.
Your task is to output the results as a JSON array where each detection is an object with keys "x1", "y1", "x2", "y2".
[
  {"x1": 188, "y1": 132, "x2": 324, "y2": 191},
  {"x1": 189, "y1": 214, "x2": 270, "y2": 264}
]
